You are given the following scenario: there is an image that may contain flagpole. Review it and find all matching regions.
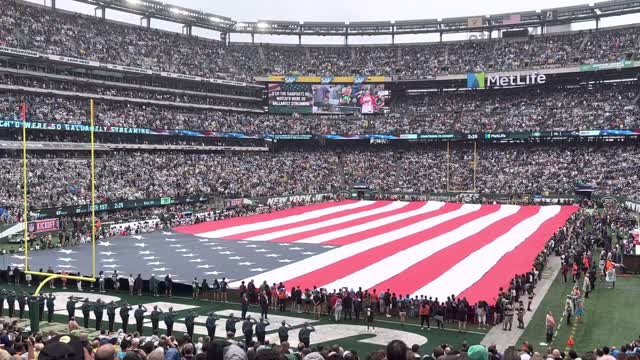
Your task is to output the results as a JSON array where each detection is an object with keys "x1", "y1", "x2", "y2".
[{"x1": 90, "y1": 99, "x2": 96, "y2": 278}]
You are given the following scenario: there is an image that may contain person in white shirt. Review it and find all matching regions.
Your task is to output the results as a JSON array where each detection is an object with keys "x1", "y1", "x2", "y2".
[{"x1": 128, "y1": 274, "x2": 135, "y2": 295}]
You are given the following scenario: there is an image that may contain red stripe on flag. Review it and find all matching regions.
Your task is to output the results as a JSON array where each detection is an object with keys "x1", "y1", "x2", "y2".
[
  {"x1": 287, "y1": 204, "x2": 500, "y2": 289},
  {"x1": 457, "y1": 205, "x2": 578, "y2": 303},
  {"x1": 368, "y1": 205, "x2": 541, "y2": 296},
  {"x1": 326, "y1": 202, "x2": 461, "y2": 246},
  {"x1": 271, "y1": 201, "x2": 426, "y2": 243},
  {"x1": 223, "y1": 201, "x2": 389, "y2": 240},
  {"x1": 173, "y1": 201, "x2": 354, "y2": 235}
]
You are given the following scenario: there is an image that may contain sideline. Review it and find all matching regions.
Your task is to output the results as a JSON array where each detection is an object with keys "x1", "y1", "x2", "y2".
[{"x1": 481, "y1": 256, "x2": 562, "y2": 349}]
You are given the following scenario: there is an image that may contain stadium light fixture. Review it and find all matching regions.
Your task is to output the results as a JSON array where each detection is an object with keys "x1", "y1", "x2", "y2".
[
  {"x1": 127, "y1": 0, "x2": 139, "y2": 4},
  {"x1": 257, "y1": 22, "x2": 269, "y2": 29}
]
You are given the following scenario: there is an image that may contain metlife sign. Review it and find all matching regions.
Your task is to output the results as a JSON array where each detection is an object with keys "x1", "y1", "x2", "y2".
[{"x1": 467, "y1": 71, "x2": 546, "y2": 89}]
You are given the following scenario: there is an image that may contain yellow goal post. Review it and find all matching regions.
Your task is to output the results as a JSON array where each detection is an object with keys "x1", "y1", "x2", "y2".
[{"x1": 21, "y1": 99, "x2": 98, "y2": 295}]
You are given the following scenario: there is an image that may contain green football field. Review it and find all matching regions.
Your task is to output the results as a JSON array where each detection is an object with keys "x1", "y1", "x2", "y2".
[
  {"x1": 518, "y1": 272, "x2": 640, "y2": 354},
  {"x1": 0, "y1": 283, "x2": 484, "y2": 356}
]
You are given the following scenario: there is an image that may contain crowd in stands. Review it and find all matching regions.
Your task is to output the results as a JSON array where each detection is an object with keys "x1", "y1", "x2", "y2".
[
  {"x1": 1, "y1": 81, "x2": 637, "y2": 134},
  {"x1": 2, "y1": 0, "x2": 640, "y2": 81},
  {"x1": 0, "y1": 74, "x2": 261, "y2": 109},
  {"x1": 1, "y1": 144, "x2": 639, "y2": 218},
  {"x1": 0, "y1": 151, "x2": 342, "y2": 213}
]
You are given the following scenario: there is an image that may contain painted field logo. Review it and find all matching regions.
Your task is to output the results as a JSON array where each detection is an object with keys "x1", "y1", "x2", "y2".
[{"x1": 467, "y1": 72, "x2": 485, "y2": 89}]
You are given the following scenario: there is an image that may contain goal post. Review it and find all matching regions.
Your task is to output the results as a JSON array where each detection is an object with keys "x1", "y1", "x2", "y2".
[{"x1": 21, "y1": 99, "x2": 98, "y2": 332}]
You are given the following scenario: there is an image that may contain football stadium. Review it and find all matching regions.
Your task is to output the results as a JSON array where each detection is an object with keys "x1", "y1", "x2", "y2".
[{"x1": 1, "y1": 0, "x2": 640, "y2": 359}]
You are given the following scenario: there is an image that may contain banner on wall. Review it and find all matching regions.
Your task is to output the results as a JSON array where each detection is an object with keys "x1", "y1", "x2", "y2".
[
  {"x1": 27, "y1": 218, "x2": 60, "y2": 234},
  {"x1": 268, "y1": 75, "x2": 386, "y2": 83}
]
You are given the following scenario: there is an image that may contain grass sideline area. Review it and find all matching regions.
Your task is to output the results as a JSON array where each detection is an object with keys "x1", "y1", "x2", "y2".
[
  {"x1": 517, "y1": 271, "x2": 640, "y2": 353},
  {"x1": 0, "y1": 283, "x2": 484, "y2": 355}
]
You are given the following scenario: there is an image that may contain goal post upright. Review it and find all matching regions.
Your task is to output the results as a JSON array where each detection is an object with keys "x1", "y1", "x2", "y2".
[
  {"x1": 21, "y1": 99, "x2": 97, "y2": 332},
  {"x1": 22, "y1": 102, "x2": 28, "y2": 271},
  {"x1": 90, "y1": 98, "x2": 96, "y2": 278}
]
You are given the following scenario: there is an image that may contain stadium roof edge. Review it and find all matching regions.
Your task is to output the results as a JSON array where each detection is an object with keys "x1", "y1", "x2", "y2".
[{"x1": 56, "y1": 0, "x2": 640, "y2": 38}]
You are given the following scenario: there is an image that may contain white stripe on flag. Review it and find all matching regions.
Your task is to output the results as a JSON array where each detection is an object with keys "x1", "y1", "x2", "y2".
[
  {"x1": 414, "y1": 205, "x2": 561, "y2": 299},
  {"x1": 297, "y1": 202, "x2": 445, "y2": 244},
  {"x1": 246, "y1": 201, "x2": 410, "y2": 241},
  {"x1": 228, "y1": 203, "x2": 482, "y2": 288},
  {"x1": 195, "y1": 201, "x2": 374, "y2": 238},
  {"x1": 319, "y1": 205, "x2": 521, "y2": 291}
]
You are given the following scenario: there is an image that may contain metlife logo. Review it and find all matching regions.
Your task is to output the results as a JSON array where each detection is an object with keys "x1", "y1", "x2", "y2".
[{"x1": 467, "y1": 71, "x2": 546, "y2": 89}]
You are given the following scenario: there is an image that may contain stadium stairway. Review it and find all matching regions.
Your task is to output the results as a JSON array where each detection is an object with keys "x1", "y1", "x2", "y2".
[
  {"x1": 393, "y1": 153, "x2": 402, "y2": 189},
  {"x1": 578, "y1": 33, "x2": 591, "y2": 52},
  {"x1": 336, "y1": 153, "x2": 346, "y2": 186}
]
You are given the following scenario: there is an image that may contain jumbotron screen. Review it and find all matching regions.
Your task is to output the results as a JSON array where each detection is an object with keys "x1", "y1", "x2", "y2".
[{"x1": 268, "y1": 83, "x2": 389, "y2": 114}]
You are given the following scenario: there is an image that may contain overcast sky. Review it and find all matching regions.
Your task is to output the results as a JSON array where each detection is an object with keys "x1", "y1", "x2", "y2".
[{"x1": 30, "y1": 0, "x2": 640, "y2": 44}]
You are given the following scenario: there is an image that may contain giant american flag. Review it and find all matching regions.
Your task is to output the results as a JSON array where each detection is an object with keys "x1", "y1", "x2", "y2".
[
  {"x1": 176, "y1": 200, "x2": 578, "y2": 303},
  {"x1": 2, "y1": 200, "x2": 577, "y2": 304}
]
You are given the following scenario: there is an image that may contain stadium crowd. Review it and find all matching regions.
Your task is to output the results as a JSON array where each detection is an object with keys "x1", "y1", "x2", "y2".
[
  {"x1": 0, "y1": 204, "x2": 636, "y2": 360},
  {"x1": 2, "y1": 0, "x2": 640, "y2": 81},
  {"x1": 1, "y1": 315, "x2": 636, "y2": 360},
  {"x1": 1, "y1": 144, "x2": 639, "y2": 220},
  {"x1": 1, "y1": 81, "x2": 637, "y2": 134},
  {"x1": 0, "y1": 74, "x2": 261, "y2": 109}
]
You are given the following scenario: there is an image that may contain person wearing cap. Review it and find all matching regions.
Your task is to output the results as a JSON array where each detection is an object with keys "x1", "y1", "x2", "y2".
[
  {"x1": 242, "y1": 315, "x2": 257, "y2": 347},
  {"x1": 120, "y1": 302, "x2": 132, "y2": 333},
  {"x1": 278, "y1": 321, "x2": 291, "y2": 344},
  {"x1": 185, "y1": 310, "x2": 198, "y2": 339},
  {"x1": 205, "y1": 312, "x2": 221, "y2": 339},
  {"x1": 94, "y1": 298, "x2": 106, "y2": 331},
  {"x1": 467, "y1": 345, "x2": 489, "y2": 360},
  {"x1": 164, "y1": 307, "x2": 176, "y2": 336},
  {"x1": 17, "y1": 291, "x2": 28, "y2": 319},
  {"x1": 66, "y1": 296, "x2": 79, "y2": 321},
  {"x1": 38, "y1": 293, "x2": 46, "y2": 320},
  {"x1": 503, "y1": 301, "x2": 514, "y2": 331},
  {"x1": 366, "y1": 306, "x2": 375, "y2": 333},
  {"x1": 255, "y1": 317, "x2": 270, "y2": 345},
  {"x1": 6, "y1": 291, "x2": 15, "y2": 318},
  {"x1": 107, "y1": 301, "x2": 119, "y2": 332},
  {"x1": 134, "y1": 304, "x2": 147, "y2": 335},
  {"x1": 298, "y1": 322, "x2": 315, "y2": 348},
  {"x1": 46, "y1": 293, "x2": 57, "y2": 323},
  {"x1": 39, "y1": 334, "x2": 86, "y2": 360},
  {"x1": 150, "y1": 305, "x2": 163, "y2": 333},
  {"x1": 225, "y1": 313, "x2": 240, "y2": 336}
]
